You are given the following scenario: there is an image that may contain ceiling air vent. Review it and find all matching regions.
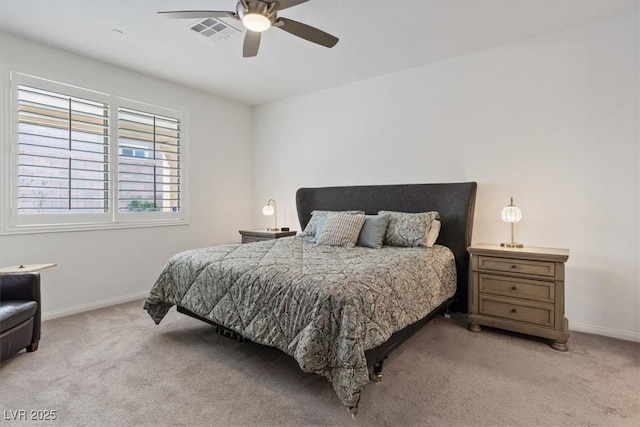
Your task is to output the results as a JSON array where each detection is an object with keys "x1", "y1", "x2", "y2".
[{"x1": 189, "y1": 17, "x2": 240, "y2": 42}]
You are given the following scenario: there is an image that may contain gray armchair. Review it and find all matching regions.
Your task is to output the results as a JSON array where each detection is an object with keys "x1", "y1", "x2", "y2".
[{"x1": 0, "y1": 273, "x2": 41, "y2": 362}]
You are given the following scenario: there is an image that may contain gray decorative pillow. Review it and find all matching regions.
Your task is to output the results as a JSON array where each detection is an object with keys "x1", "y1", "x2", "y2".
[
  {"x1": 379, "y1": 210, "x2": 440, "y2": 247},
  {"x1": 316, "y1": 212, "x2": 366, "y2": 247},
  {"x1": 300, "y1": 210, "x2": 364, "y2": 237},
  {"x1": 310, "y1": 215, "x2": 327, "y2": 243},
  {"x1": 357, "y1": 214, "x2": 391, "y2": 249}
]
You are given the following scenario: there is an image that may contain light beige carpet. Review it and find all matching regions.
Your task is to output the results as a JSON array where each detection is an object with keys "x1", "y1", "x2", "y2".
[{"x1": 0, "y1": 300, "x2": 638, "y2": 426}]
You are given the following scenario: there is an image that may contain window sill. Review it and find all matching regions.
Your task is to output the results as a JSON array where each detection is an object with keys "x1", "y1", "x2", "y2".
[{"x1": 1, "y1": 218, "x2": 189, "y2": 235}]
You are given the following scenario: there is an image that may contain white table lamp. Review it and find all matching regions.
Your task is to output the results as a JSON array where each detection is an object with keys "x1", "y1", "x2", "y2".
[
  {"x1": 263, "y1": 199, "x2": 278, "y2": 231},
  {"x1": 500, "y1": 197, "x2": 523, "y2": 248}
]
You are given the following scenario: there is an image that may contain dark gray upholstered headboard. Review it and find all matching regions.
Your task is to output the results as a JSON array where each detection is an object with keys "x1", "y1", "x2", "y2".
[{"x1": 296, "y1": 182, "x2": 477, "y2": 313}]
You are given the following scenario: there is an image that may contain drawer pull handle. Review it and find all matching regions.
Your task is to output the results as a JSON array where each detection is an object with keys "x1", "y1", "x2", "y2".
[
  {"x1": 511, "y1": 286, "x2": 517, "y2": 291},
  {"x1": 511, "y1": 308, "x2": 517, "y2": 313},
  {"x1": 511, "y1": 265, "x2": 517, "y2": 269}
]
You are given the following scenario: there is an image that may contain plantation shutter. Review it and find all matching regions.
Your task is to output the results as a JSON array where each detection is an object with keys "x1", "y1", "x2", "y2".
[
  {"x1": 17, "y1": 85, "x2": 110, "y2": 214},
  {"x1": 117, "y1": 108, "x2": 181, "y2": 213}
]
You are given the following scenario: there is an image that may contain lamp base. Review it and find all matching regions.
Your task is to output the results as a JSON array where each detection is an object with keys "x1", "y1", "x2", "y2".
[{"x1": 501, "y1": 242, "x2": 524, "y2": 248}]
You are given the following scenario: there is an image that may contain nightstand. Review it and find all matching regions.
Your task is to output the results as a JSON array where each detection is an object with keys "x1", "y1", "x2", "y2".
[
  {"x1": 239, "y1": 229, "x2": 296, "y2": 244},
  {"x1": 468, "y1": 244, "x2": 570, "y2": 351}
]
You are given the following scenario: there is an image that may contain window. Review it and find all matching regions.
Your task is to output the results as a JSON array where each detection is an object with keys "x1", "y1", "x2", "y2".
[
  {"x1": 117, "y1": 108, "x2": 181, "y2": 214},
  {"x1": 2, "y1": 72, "x2": 187, "y2": 234},
  {"x1": 16, "y1": 85, "x2": 110, "y2": 215}
]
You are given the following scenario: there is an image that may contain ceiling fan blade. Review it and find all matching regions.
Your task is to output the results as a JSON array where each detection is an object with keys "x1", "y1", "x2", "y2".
[
  {"x1": 274, "y1": 0, "x2": 309, "y2": 11},
  {"x1": 158, "y1": 10, "x2": 237, "y2": 19},
  {"x1": 276, "y1": 17, "x2": 338, "y2": 48},
  {"x1": 243, "y1": 31, "x2": 261, "y2": 57}
]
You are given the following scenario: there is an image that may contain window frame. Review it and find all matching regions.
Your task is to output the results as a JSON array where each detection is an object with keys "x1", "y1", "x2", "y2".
[
  {"x1": 1, "y1": 71, "x2": 189, "y2": 235},
  {"x1": 114, "y1": 98, "x2": 186, "y2": 224}
]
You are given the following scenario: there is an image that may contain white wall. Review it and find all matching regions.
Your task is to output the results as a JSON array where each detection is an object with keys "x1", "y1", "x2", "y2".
[
  {"x1": 0, "y1": 32, "x2": 253, "y2": 319},
  {"x1": 252, "y1": 13, "x2": 639, "y2": 341}
]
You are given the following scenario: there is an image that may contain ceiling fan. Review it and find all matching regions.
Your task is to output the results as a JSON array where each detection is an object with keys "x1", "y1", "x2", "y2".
[{"x1": 158, "y1": 0, "x2": 339, "y2": 57}]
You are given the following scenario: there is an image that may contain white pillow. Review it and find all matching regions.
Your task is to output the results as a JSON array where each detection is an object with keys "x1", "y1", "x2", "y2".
[{"x1": 425, "y1": 219, "x2": 441, "y2": 248}]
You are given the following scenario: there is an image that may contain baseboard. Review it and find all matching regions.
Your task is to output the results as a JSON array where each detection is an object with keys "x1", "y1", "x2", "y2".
[
  {"x1": 42, "y1": 290, "x2": 149, "y2": 321},
  {"x1": 571, "y1": 322, "x2": 640, "y2": 343},
  {"x1": 40, "y1": 294, "x2": 640, "y2": 343}
]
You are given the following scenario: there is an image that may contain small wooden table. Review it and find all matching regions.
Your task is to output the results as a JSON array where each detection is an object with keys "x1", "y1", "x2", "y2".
[{"x1": 0, "y1": 263, "x2": 57, "y2": 275}]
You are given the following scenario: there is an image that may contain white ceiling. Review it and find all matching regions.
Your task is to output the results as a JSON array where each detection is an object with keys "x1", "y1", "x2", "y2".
[{"x1": 0, "y1": 0, "x2": 637, "y2": 105}]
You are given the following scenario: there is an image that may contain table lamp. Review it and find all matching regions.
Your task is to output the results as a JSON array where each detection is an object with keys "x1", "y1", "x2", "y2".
[
  {"x1": 262, "y1": 199, "x2": 278, "y2": 231},
  {"x1": 500, "y1": 197, "x2": 523, "y2": 248}
]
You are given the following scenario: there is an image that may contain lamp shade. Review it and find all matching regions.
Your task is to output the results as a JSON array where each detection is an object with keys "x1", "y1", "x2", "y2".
[
  {"x1": 500, "y1": 204, "x2": 522, "y2": 223},
  {"x1": 262, "y1": 205, "x2": 274, "y2": 216}
]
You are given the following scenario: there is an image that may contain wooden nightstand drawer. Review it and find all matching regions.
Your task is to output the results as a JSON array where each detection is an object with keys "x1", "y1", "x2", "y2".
[
  {"x1": 239, "y1": 229, "x2": 297, "y2": 244},
  {"x1": 479, "y1": 274, "x2": 554, "y2": 303},
  {"x1": 479, "y1": 295, "x2": 554, "y2": 328},
  {"x1": 242, "y1": 236, "x2": 265, "y2": 243},
  {"x1": 478, "y1": 256, "x2": 555, "y2": 277}
]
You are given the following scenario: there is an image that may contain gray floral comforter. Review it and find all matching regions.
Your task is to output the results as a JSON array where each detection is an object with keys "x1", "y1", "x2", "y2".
[{"x1": 144, "y1": 236, "x2": 456, "y2": 411}]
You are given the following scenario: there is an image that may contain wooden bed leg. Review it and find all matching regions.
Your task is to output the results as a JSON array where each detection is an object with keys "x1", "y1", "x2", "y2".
[
  {"x1": 26, "y1": 341, "x2": 39, "y2": 352},
  {"x1": 372, "y1": 359, "x2": 384, "y2": 382}
]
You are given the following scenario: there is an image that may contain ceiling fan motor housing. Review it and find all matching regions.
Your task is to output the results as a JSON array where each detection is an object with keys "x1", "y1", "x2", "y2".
[{"x1": 237, "y1": 0, "x2": 278, "y2": 31}]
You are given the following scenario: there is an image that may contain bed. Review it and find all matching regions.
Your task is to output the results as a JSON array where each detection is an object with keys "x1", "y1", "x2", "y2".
[{"x1": 144, "y1": 182, "x2": 477, "y2": 413}]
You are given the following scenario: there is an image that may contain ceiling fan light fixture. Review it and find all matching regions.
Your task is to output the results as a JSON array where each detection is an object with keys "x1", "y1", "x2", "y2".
[
  {"x1": 242, "y1": 13, "x2": 271, "y2": 32},
  {"x1": 158, "y1": 0, "x2": 340, "y2": 57}
]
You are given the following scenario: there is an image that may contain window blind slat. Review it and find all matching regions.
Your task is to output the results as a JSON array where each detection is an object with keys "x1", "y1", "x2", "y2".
[
  {"x1": 19, "y1": 149, "x2": 106, "y2": 163},
  {"x1": 118, "y1": 161, "x2": 180, "y2": 171},
  {"x1": 19, "y1": 103, "x2": 109, "y2": 126},
  {"x1": 19, "y1": 125, "x2": 109, "y2": 145},
  {"x1": 118, "y1": 124, "x2": 179, "y2": 139},
  {"x1": 20, "y1": 141, "x2": 109, "y2": 157},
  {"x1": 18, "y1": 112, "x2": 109, "y2": 133}
]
